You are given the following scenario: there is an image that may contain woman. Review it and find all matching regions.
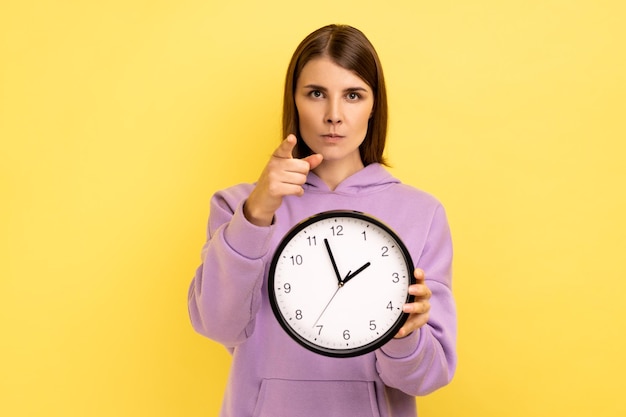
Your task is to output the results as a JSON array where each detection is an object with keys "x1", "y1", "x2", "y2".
[{"x1": 188, "y1": 24, "x2": 456, "y2": 417}]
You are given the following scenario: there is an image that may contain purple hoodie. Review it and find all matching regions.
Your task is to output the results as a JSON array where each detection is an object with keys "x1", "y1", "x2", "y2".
[{"x1": 188, "y1": 164, "x2": 456, "y2": 417}]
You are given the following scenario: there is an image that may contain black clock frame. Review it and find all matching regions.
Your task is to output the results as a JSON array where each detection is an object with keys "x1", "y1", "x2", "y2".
[{"x1": 268, "y1": 210, "x2": 415, "y2": 358}]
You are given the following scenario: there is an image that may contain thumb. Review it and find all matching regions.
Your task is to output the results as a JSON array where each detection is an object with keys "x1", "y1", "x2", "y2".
[
  {"x1": 273, "y1": 134, "x2": 298, "y2": 159},
  {"x1": 303, "y1": 153, "x2": 323, "y2": 170}
]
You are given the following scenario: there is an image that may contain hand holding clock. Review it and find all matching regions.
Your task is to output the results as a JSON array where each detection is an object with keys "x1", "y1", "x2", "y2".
[
  {"x1": 270, "y1": 210, "x2": 427, "y2": 356},
  {"x1": 394, "y1": 268, "x2": 432, "y2": 339},
  {"x1": 244, "y1": 135, "x2": 323, "y2": 227}
]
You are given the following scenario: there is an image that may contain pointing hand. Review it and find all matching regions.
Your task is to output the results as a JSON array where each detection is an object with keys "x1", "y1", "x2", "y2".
[{"x1": 244, "y1": 135, "x2": 323, "y2": 226}]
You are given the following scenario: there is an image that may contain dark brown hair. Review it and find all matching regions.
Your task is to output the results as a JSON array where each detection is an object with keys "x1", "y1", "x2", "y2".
[{"x1": 282, "y1": 24, "x2": 388, "y2": 165}]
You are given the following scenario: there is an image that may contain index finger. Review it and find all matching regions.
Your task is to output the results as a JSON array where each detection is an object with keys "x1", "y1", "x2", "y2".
[
  {"x1": 272, "y1": 134, "x2": 297, "y2": 159},
  {"x1": 413, "y1": 268, "x2": 425, "y2": 283}
]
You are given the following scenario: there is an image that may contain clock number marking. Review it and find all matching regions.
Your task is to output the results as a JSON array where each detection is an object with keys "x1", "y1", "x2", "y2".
[
  {"x1": 381, "y1": 246, "x2": 389, "y2": 257},
  {"x1": 343, "y1": 330, "x2": 351, "y2": 340},
  {"x1": 387, "y1": 301, "x2": 394, "y2": 310},
  {"x1": 315, "y1": 325, "x2": 323, "y2": 335},
  {"x1": 330, "y1": 225, "x2": 344, "y2": 236},
  {"x1": 290, "y1": 255, "x2": 303, "y2": 266},
  {"x1": 295, "y1": 310, "x2": 303, "y2": 320},
  {"x1": 307, "y1": 236, "x2": 317, "y2": 246},
  {"x1": 369, "y1": 320, "x2": 377, "y2": 331},
  {"x1": 283, "y1": 283, "x2": 291, "y2": 293},
  {"x1": 361, "y1": 230, "x2": 367, "y2": 241},
  {"x1": 392, "y1": 272, "x2": 400, "y2": 283}
]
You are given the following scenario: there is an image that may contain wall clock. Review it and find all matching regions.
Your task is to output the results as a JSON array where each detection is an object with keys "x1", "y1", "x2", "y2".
[{"x1": 268, "y1": 210, "x2": 415, "y2": 357}]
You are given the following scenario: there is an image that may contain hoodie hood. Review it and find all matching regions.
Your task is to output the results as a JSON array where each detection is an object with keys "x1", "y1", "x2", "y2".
[{"x1": 303, "y1": 163, "x2": 400, "y2": 196}]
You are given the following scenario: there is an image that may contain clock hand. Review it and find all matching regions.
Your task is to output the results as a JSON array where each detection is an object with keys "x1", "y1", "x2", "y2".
[
  {"x1": 313, "y1": 286, "x2": 341, "y2": 327},
  {"x1": 324, "y1": 238, "x2": 343, "y2": 285},
  {"x1": 342, "y1": 262, "x2": 371, "y2": 285},
  {"x1": 313, "y1": 261, "x2": 372, "y2": 327}
]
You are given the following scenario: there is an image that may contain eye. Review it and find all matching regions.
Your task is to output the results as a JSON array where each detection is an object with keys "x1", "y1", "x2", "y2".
[
  {"x1": 308, "y1": 90, "x2": 324, "y2": 99},
  {"x1": 347, "y1": 92, "x2": 361, "y2": 100}
]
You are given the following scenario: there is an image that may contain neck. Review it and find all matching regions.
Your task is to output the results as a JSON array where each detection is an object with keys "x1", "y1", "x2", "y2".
[{"x1": 312, "y1": 158, "x2": 365, "y2": 191}]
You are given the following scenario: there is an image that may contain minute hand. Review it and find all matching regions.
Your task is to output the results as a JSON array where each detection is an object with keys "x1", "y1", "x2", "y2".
[
  {"x1": 342, "y1": 262, "x2": 371, "y2": 285},
  {"x1": 324, "y1": 238, "x2": 343, "y2": 285}
]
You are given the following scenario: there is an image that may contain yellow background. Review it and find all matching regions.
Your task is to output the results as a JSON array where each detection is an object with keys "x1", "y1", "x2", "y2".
[{"x1": 2, "y1": 0, "x2": 625, "y2": 416}]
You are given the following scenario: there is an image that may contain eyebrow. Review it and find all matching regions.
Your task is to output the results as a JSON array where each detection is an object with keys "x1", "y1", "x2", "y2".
[{"x1": 302, "y1": 84, "x2": 369, "y2": 93}]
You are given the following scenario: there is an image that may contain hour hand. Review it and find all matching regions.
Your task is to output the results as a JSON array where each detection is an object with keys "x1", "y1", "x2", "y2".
[
  {"x1": 342, "y1": 262, "x2": 371, "y2": 285},
  {"x1": 324, "y1": 238, "x2": 342, "y2": 284}
]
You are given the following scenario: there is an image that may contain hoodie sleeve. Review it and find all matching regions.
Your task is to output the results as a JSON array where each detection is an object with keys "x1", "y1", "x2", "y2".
[
  {"x1": 187, "y1": 185, "x2": 275, "y2": 347},
  {"x1": 374, "y1": 203, "x2": 457, "y2": 396}
]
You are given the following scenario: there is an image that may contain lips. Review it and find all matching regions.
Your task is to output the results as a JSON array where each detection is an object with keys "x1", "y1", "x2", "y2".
[{"x1": 322, "y1": 133, "x2": 345, "y2": 139}]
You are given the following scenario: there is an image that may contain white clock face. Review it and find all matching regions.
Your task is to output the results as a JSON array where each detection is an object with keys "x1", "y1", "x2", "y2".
[{"x1": 269, "y1": 211, "x2": 414, "y2": 357}]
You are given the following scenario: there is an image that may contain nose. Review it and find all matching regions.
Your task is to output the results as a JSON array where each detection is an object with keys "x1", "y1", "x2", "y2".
[{"x1": 325, "y1": 98, "x2": 342, "y2": 125}]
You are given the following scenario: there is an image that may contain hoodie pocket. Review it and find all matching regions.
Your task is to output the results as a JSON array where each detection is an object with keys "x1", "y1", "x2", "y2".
[{"x1": 252, "y1": 378, "x2": 381, "y2": 417}]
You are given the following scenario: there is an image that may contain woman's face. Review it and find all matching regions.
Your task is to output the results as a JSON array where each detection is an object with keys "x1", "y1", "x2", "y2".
[{"x1": 294, "y1": 57, "x2": 374, "y2": 170}]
